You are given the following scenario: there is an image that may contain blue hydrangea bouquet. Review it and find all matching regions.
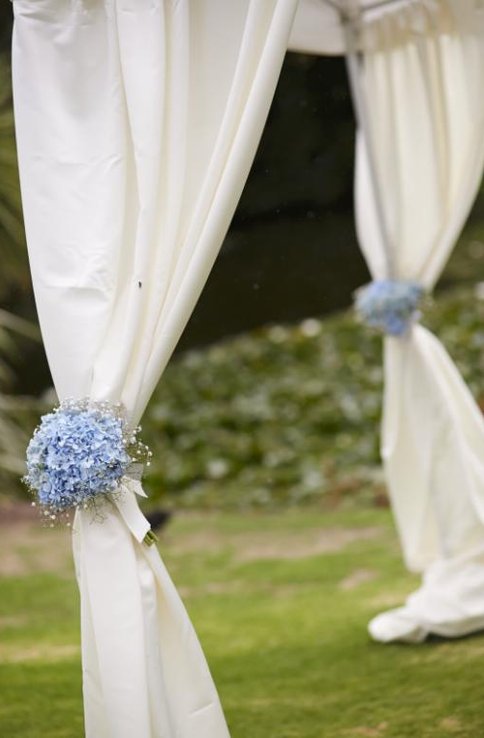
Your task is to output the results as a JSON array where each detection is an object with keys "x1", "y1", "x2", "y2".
[
  {"x1": 354, "y1": 279, "x2": 425, "y2": 336},
  {"x1": 24, "y1": 399, "x2": 151, "y2": 521}
]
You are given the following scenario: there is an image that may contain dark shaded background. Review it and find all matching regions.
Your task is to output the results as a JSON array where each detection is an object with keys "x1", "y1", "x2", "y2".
[{"x1": 181, "y1": 53, "x2": 367, "y2": 349}]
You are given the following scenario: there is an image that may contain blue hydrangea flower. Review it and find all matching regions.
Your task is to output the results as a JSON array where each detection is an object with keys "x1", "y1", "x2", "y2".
[
  {"x1": 354, "y1": 280, "x2": 424, "y2": 337},
  {"x1": 25, "y1": 402, "x2": 131, "y2": 512}
]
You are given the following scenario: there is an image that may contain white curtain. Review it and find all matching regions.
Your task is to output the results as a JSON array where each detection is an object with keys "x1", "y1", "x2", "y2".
[
  {"x1": 289, "y1": 0, "x2": 346, "y2": 55},
  {"x1": 354, "y1": 2, "x2": 484, "y2": 641},
  {"x1": 12, "y1": 0, "x2": 299, "y2": 734}
]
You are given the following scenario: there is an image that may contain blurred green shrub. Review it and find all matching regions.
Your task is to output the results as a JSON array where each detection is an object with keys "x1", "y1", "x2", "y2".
[
  {"x1": 0, "y1": 57, "x2": 31, "y2": 304},
  {"x1": 142, "y1": 284, "x2": 484, "y2": 510},
  {"x1": 0, "y1": 54, "x2": 42, "y2": 495},
  {"x1": 0, "y1": 309, "x2": 42, "y2": 495}
]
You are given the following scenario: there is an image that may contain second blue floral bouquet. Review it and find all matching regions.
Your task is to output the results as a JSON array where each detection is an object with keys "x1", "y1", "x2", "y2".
[{"x1": 354, "y1": 279, "x2": 425, "y2": 337}]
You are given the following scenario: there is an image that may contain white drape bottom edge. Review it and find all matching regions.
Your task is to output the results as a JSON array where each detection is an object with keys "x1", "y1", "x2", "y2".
[
  {"x1": 369, "y1": 542, "x2": 484, "y2": 643},
  {"x1": 371, "y1": 325, "x2": 484, "y2": 644},
  {"x1": 72, "y1": 495, "x2": 230, "y2": 738}
]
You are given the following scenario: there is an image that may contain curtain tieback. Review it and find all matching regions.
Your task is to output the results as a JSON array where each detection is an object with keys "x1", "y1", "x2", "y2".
[
  {"x1": 24, "y1": 399, "x2": 157, "y2": 545},
  {"x1": 354, "y1": 279, "x2": 425, "y2": 337},
  {"x1": 112, "y1": 479, "x2": 155, "y2": 545},
  {"x1": 115, "y1": 462, "x2": 158, "y2": 546}
]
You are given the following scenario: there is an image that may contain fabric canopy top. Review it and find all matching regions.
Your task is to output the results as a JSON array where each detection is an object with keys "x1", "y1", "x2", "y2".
[{"x1": 289, "y1": 0, "x2": 484, "y2": 55}]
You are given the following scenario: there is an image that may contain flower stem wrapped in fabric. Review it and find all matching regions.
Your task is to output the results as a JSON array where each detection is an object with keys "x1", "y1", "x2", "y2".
[
  {"x1": 354, "y1": 279, "x2": 425, "y2": 337},
  {"x1": 24, "y1": 399, "x2": 151, "y2": 519}
]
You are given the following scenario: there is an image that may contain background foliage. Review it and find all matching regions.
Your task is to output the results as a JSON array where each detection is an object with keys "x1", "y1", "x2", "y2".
[{"x1": 142, "y1": 284, "x2": 484, "y2": 510}]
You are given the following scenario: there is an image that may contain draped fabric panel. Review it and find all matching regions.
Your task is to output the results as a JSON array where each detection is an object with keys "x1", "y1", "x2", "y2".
[
  {"x1": 12, "y1": 0, "x2": 299, "y2": 734},
  {"x1": 288, "y1": 0, "x2": 346, "y2": 55},
  {"x1": 354, "y1": 2, "x2": 484, "y2": 641}
]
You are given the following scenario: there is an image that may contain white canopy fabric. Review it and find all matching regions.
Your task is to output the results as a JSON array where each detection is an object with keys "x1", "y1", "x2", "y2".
[
  {"x1": 12, "y1": 0, "x2": 299, "y2": 735},
  {"x1": 356, "y1": 5, "x2": 484, "y2": 642},
  {"x1": 289, "y1": 0, "x2": 484, "y2": 55},
  {"x1": 292, "y1": 0, "x2": 484, "y2": 642}
]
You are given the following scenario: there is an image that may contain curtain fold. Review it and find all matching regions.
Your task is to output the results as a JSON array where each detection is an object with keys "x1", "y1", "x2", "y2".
[
  {"x1": 12, "y1": 0, "x2": 299, "y2": 734},
  {"x1": 354, "y1": 1, "x2": 484, "y2": 640}
]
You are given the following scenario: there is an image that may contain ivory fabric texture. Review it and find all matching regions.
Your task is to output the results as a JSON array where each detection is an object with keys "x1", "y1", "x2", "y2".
[
  {"x1": 353, "y1": 2, "x2": 484, "y2": 641},
  {"x1": 287, "y1": 0, "x2": 469, "y2": 56},
  {"x1": 12, "y1": 0, "x2": 299, "y2": 734},
  {"x1": 289, "y1": 0, "x2": 347, "y2": 55}
]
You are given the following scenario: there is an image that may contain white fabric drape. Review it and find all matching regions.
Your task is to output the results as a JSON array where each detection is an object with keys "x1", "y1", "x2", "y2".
[
  {"x1": 289, "y1": 0, "x2": 346, "y2": 55},
  {"x1": 12, "y1": 0, "x2": 298, "y2": 734},
  {"x1": 353, "y1": 2, "x2": 484, "y2": 641}
]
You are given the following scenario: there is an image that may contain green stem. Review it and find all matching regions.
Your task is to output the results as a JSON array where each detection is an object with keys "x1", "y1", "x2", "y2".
[{"x1": 143, "y1": 529, "x2": 159, "y2": 547}]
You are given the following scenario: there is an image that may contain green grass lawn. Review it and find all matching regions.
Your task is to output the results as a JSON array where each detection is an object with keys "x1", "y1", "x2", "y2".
[{"x1": 1, "y1": 507, "x2": 484, "y2": 737}]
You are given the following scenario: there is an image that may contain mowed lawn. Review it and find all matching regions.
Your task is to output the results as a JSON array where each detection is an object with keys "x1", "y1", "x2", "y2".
[{"x1": 1, "y1": 506, "x2": 484, "y2": 737}]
